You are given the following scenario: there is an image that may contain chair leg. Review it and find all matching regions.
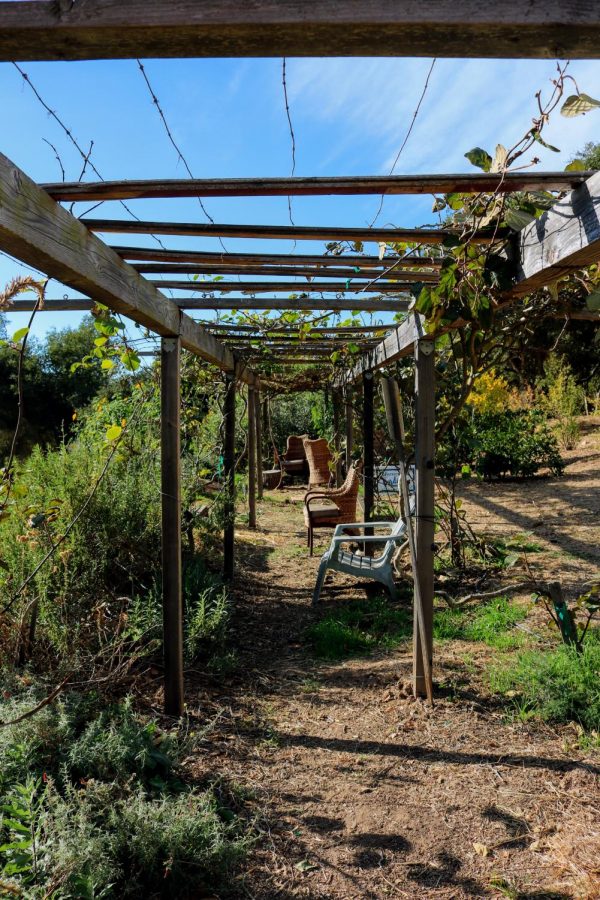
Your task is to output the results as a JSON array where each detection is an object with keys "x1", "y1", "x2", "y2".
[
  {"x1": 309, "y1": 526, "x2": 314, "y2": 556},
  {"x1": 312, "y1": 556, "x2": 329, "y2": 605},
  {"x1": 383, "y1": 569, "x2": 398, "y2": 602}
]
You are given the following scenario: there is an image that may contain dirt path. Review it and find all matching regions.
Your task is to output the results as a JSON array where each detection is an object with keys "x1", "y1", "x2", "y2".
[{"x1": 186, "y1": 426, "x2": 600, "y2": 899}]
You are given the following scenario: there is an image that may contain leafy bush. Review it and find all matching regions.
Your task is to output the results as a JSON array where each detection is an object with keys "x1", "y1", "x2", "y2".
[
  {"x1": 490, "y1": 629, "x2": 600, "y2": 731},
  {"x1": 0, "y1": 686, "x2": 250, "y2": 897},
  {"x1": 538, "y1": 353, "x2": 585, "y2": 449}
]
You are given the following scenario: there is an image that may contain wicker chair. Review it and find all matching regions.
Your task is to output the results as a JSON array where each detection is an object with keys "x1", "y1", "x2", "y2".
[
  {"x1": 303, "y1": 462, "x2": 361, "y2": 555},
  {"x1": 281, "y1": 434, "x2": 308, "y2": 482},
  {"x1": 303, "y1": 437, "x2": 333, "y2": 489}
]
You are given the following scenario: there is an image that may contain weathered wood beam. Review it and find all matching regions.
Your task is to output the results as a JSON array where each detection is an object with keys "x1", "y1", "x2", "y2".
[
  {"x1": 2, "y1": 1, "x2": 599, "y2": 61},
  {"x1": 149, "y1": 279, "x2": 422, "y2": 294},
  {"x1": 0, "y1": 151, "x2": 255, "y2": 384},
  {"x1": 343, "y1": 314, "x2": 425, "y2": 380},
  {"x1": 205, "y1": 324, "x2": 393, "y2": 334},
  {"x1": 247, "y1": 386, "x2": 257, "y2": 529},
  {"x1": 113, "y1": 246, "x2": 442, "y2": 269},
  {"x1": 82, "y1": 218, "x2": 502, "y2": 245},
  {"x1": 134, "y1": 263, "x2": 439, "y2": 282},
  {"x1": 10, "y1": 296, "x2": 411, "y2": 312},
  {"x1": 363, "y1": 373, "x2": 374, "y2": 526},
  {"x1": 44, "y1": 171, "x2": 591, "y2": 201},
  {"x1": 223, "y1": 372, "x2": 236, "y2": 581},
  {"x1": 515, "y1": 171, "x2": 600, "y2": 295}
]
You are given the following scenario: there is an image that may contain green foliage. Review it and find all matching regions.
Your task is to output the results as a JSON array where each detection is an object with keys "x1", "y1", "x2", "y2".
[
  {"x1": 268, "y1": 391, "x2": 332, "y2": 451},
  {"x1": 538, "y1": 353, "x2": 585, "y2": 449},
  {"x1": 0, "y1": 687, "x2": 249, "y2": 897},
  {"x1": 568, "y1": 140, "x2": 600, "y2": 171},
  {"x1": 491, "y1": 630, "x2": 600, "y2": 731},
  {"x1": 305, "y1": 597, "x2": 412, "y2": 660},
  {"x1": 434, "y1": 597, "x2": 528, "y2": 650}
]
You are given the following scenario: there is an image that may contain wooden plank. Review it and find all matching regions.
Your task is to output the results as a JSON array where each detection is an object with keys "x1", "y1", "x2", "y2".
[
  {"x1": 223, "y1": 372, "x2": 236, "y2": 581},
  {"x1": 150, "y1": 279, "x2": 426, "y2": 293},
  {"x1": 413, "y1": 341, "x2": 435, "y2": 699},
  {"x1": 114, "y1": 246, "x2": 443, "y2": 269},
  {"x1": 134, "y1": 263, "x2": 439, "y2": 282},
  {"x1": 247, "y1": 386, "x2": 257, "y2": 529},
  {"x1": 83, "y1": 218, "x2": 501, "y2": 244},
  {"x1": 0, "y1": 151, "x2": 256, "y2": 383},
  {"x1": 161, "y1": 336, "x2": 184, "y2": 717},
  {"x1": 2, "y1": 1, "x2": 599, "y2": 61},
  {"x1": 345, "y1": 386, "x2": 354, "y2": 471},
  {"x1": 44, "y1": 171, "x2": 591, "y2": 201},
  {"x1": 11, "y1": 296, "x2": 411, "y2": 312},
  {"x1": 515, "y1": 171, "x2": 600, "y2": 295},
  {"x1": 255, "y1": 383, "x2": 264, "y2": 501},
  {"x1": 363, "y1": 373, "x2": 374, "y2": 526},
  {"x1": 206, "y1": 324, "x2": 393, "y2": 334},
  {"x1": 344, "y1": 314, "x2": 424, "y2": 382}
]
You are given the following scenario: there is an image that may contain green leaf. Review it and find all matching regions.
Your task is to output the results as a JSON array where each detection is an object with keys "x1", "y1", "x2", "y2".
[
  {"x1": 105, "y1": 424, "x2": 123, "y2": 442},
  {"x1": 504, "y1": 208, "x2": 536, "y2": 231},
  {"x1": 101, "y1": 358, "x2": 115, "y2": 370},
  {"x1": 94, "y1": 336, "x2": 109, "y2": 347},
  {"x1": 560, "y1": 93, "x2": 600, "y2": 118},
  {"x1": 464, "y1": 147, "x2": 492, "y2": 172},
  {"x1": 295, "y1": 860, "x2": 319, "y2": 873},
  {"x1": 120, "y1": 349, "x2": 141, "y2": 372},
  {"x1": 564, "y1": 159, "x2": 587, "y2": 172},
  {"x1": 11, "y1": 327, "x2": 29, "y2": 343},
  {"x1": 586, "y1": 291, "x2": 600, "y2": 312},
  {"x1": 530, "y1": 130, "x2": 560, "y2": 153}
]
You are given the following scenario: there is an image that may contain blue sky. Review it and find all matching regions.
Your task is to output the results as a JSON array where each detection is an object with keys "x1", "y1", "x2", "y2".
[{"x1": 1, "y1": 55, "x2": 598, "y2": 345}]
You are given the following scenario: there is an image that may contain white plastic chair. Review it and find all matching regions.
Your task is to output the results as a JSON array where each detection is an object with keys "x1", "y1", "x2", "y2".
[{"x1": 311, "y1": 497, "x2": 414, "y2": 605}]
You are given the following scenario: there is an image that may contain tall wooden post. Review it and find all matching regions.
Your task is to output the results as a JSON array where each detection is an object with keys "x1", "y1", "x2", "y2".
[
  {"x1": 345, "y1": 384, "x2": 354, "y2": 470},
  {"x1": 363, "y1": 372, "x2": 374, "y2": 524},
  {"x1": 223, "y1": 371, "x2": 236, "y2": 581},
  {"x1": 332, "y1": 386, "x2": 343, "y2": 485},
  {"x1": 248, "y1": 385, "x2": 257, "y2": 529},
  {"x1": 255, "y1": 381, "x2": 263, "y2": 500},
  {"x1": 161, "y1": 336, "x2": 183, "y2": 717},
  {"x1": 413, "y1": 340, "x2": 435, "y2": 698}
]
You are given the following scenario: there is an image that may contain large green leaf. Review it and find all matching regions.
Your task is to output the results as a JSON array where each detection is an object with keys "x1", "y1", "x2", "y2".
[
  {"x1": 560, "y1": 93, "x2": 600, "y2": 117},
  {"x1": 504, "y1": 208, "x2": 536, "y2": 231},
  {"x1": 464, "y1": 147, "x2": 492, "y2": 172},
  {"x1": 564, "y1": 158, "x2": 587, "y2": 172},
  {"x1": 586, "y1": 290, "x2": 600, "y2": 312}
]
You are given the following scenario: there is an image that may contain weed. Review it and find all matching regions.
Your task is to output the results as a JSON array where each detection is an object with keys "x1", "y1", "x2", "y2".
[
  {"x1": 434, "y1": 597, "x2": 528, "y2": 649},
  {"x1": 305, "y1": 598, "x2": 412, "y2": 660}
]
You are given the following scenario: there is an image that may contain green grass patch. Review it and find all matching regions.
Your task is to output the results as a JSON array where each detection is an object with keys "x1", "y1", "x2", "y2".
[
  {"x1": 305, "y1": 597, "x2": 412, "y2": 660},
  {"x1": 490, "y1": 629, "x2": 600, "y2": 733},
  {"x1": 434, "y1": 596, "x2": 528, "y2": 650}
]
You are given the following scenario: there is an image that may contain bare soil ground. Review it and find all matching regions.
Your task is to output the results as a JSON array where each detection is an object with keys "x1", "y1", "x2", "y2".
[{"x1": 185, "y1": 421, "x2": 600, "y2": 899}]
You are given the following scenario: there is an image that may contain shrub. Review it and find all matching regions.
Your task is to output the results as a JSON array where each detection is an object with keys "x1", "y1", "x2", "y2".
[
  {"x1": 490, "y1": 629, "x2": 600, "y2": 731},
  {"x1": 538, "y1": 354, "x2": 585, "y2": 449}
]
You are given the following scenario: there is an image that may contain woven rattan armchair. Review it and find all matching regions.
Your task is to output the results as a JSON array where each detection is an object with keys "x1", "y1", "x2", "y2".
[
  {"x1": 281, "y1": 434, "x2": 308, "y2": 482},
  {"x1": 303, "y1": 461, "x2": 361, "y2": 555},
  {"x1": 303, "y1": 437, "x2": 333, "y2": 489}
]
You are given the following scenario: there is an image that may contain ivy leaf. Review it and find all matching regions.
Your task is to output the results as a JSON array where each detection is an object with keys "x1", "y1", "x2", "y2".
[
  {"x1": 530, "y1": 130, "x2": 560, "y2": 153},
  {"x1": 464, "y1": 147, "x2": 492, "y2": 172},
  {"x1": 120, "y1": 349, "x2": 141, "y2": 372},
  {"x1": 504, "y1": 208, "x2": 536, "y2": 231},
  {"x1": 560, "y1": 93, "x2": 600, "y2": 117},
  {"x1": 415, "y1": 286, "x2": 433, "y2": 316}
]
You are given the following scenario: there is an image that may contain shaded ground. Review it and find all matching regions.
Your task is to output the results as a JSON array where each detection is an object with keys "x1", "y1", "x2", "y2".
[{"x1": 184, "y1": 424, "x2": 600, "y2": 899}]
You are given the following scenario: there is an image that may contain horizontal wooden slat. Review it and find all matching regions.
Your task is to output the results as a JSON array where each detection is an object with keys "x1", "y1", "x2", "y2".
[
  {"x1": 149, "y1": 279, "x2": 418, "y2": 294},
  {"x1": 11, "y1": 296, "x2": 411, "y2": 312},
  {"x1": 204, "y1": 324, "x2": 392, "y2": 334},
  {"x1": 2, "y1": 1, "x2": 599, "y2": 61},
  {"x1": 114, "y1": 246, "x2": 443, "y2": 269},
  {"x1": 0, "y1": 150, "x2": 255, "y2": 384},
  {"x1": 83, "y1": 218, "x2": 503, "y2": 244},
  {"x1": 515, "y1": 171, "x2": 600, "y2": 295},
  {"x1": 133, "y1": 263, "x2": 439, "y2": 281},
  {"x1": 44, "y1": 171, "x2": 591, "y2": 201}
]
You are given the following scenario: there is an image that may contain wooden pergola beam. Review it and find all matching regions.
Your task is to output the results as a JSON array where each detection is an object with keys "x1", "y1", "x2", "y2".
[
  {"x1": 149, "y1": 279, "x2": 423, "y2": 294},
  {"x1": 205, "y1": 324, "x2": 392, "y2": 334},
  {"x1": 82, "y1": 218, "x2": 503, "y2": 245},
  {"x1": 2, "y1": 1, "x2": 599, "y2": 61},
  {"x1": 0, "y1": 151, "x2": 256, "y2": 386},
  {"x1": 114, "y1": 246, "x2": 443, "y2": 269},
  {"x1": 10, "y1": 296, "x2": 411, "y2": 312},
  {"x1": 43, "y1": 171, "x2": 591, "y2": 201},
  {"x1": 515, "y1": 171, "x2": 600, "y2": 295},
  {"x1": 134, "y1": 263, "x2": 439, "y2": 282}
]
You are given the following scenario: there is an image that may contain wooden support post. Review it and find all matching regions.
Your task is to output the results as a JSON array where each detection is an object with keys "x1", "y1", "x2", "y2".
[
  {"x1": 248, "y1": 386, "x2": 257, "y2": 529},
  {"x1": 255, "y1": 383, "x2": 264, "y2": 500},
  {"x1": 345, "y1": 385, "x2": 354, "y2": 471},
  {"x1": 332, "y1": 387, "x2": 343, "y2": 485},
  {"x1": 363, "y1": 372, "x2": 374, "y2": 525},
  {"x1": 223, "y1": 372, "x2": 236, "y2": 581},
  {"x1": 413, "y1": 340, "x2": 435, "y2": 699},
  {"x1": 161, "y1": 337, "x2": 184, "y2": 717}
]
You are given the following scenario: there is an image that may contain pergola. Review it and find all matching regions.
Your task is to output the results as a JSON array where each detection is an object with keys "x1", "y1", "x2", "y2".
[{"x1": 1, "y1": 1, "x2": 599, "y2": 716}]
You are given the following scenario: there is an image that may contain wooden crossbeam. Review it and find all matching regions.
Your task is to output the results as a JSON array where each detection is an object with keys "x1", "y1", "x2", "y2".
[
  {"x1": 1, "y1": 1, "x2": 599, "y2": 61},
  {"x1": 113, "y1": 246, "x2": 443, "y2": 269},
  {"x1": 133, "y1": 263, "x2": 439, "y2": 282},
  {"x1": 44, "y1": 172, "x2": 590, "y2": 201},
  {"x1": 149, "y1": 279, "x2": 420, "y2": 294},
  {"x1": 515, "y1": 171, "x2": 600, "y2": 295},
  {"x1": 204, "y1": 324, "x2": 392, "y2": 334},
  {"x1": 10, "y1": 296, "x2": 410, "y2": 312},
  {"x1": 0, "y1": 151, "x2": 255, "y2": 386},
  {"x1": 82, "y1": 219, "x2": 503, "y2": 244}
]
